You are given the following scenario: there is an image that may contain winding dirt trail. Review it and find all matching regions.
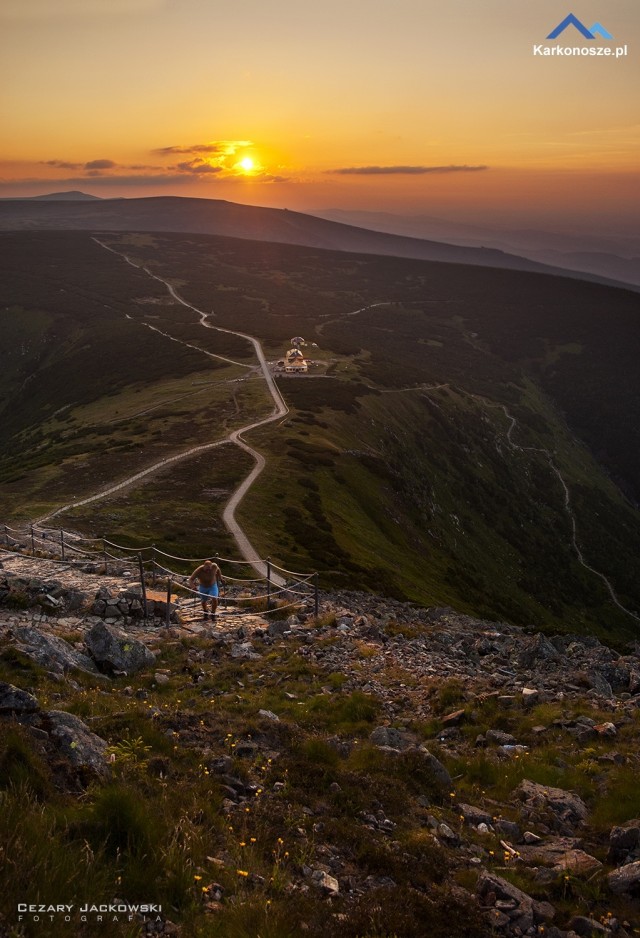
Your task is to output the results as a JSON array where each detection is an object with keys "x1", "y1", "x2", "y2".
[
  {"x1": 474, "y1": 395, "x2": 640, "y2": 623},
  {"x1": 357, "y1": 375, "x2": 639, "y2": 622},
  {"x1": 36, "y1": 239, "x2": 289, "y2": 584},
  {"x1": 31, "y1": 254, "x2": 638, "y2": 621}
]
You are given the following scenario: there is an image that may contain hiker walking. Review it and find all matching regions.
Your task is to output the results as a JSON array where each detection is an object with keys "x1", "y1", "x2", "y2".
[{"x1": 189, "y1": 559, "x2": 223, "y2": 620}]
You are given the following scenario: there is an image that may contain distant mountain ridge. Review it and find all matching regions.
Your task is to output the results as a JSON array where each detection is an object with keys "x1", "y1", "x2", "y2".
[
  {"x1": 1, "y1": 190, "x2": 103, "y2": 202},
  {"x1": 314, "y1": 208, "x2": 640, "y2": 289},
  {"x1": 0, "y1": 194, "x2": 631, "y2": 288},
  {"x1": 31, "y1": 190, "x2": 103, "y2": 201}
]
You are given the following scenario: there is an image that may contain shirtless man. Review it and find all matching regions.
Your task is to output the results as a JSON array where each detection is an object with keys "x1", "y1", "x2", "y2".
[{"x1": 189, "y1": 559, "x2": 223, "y2": 619}]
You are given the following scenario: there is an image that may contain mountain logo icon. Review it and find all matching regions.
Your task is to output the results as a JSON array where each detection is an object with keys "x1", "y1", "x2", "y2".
[{"x1": 546, "y1": 13, "x2": 613, "y2": 40}]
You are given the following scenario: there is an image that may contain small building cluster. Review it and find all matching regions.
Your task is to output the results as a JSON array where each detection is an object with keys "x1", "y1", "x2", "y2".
[{"x1": 277, "y1": 336, "x2": 309, "y2": 373}]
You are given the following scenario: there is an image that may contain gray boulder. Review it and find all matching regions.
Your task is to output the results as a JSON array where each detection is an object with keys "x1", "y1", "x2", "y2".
[
  {"x1": 0, "y1": 681, "x2": 39, "y2": 713},
  {"x1": 230, "y1": 642, "x2": 261, "y2": 660},
  {"x1": 459, "y1": 803, "x2": 493, "y2": 826},
  {"x1": 608, "y1": 820, "x2": 640, "y2": 863},
  {"x1": 486, "y1": 728, "x2": 517, "y2": 746},
  {"x1": 588, "y1": 670, "x2": 614, "y2": 698},
  {"x1": 414, "y1": 746, "x2": 453, "y2": 793},
  {"x1": 85, "y1": 621, "x2": 155, "y2": 674},
  {"x1": 518, "y1": 633, "x2": 560, "y2": 668},
  {"x1": 45, "y1": 710, "x2": 108, "y2": 776},
  {"x1": 370, "y1": 726, "x2": 414, "y2": 750},
  {"x1": 477, "y1": 871, "x2": 535, "y2": 933},
  {"x1": 608, "y1": 859, "x2": 640, "y2": 896},
  {"x1": 567, "y1": 917, "x2": 610, "y2": 937},
  {"x1": 13, "y1": 626, "x2": 100, "y2": 676},
  {"x1": 516, "y1": 778, "x2": 588, "y2": 828}
]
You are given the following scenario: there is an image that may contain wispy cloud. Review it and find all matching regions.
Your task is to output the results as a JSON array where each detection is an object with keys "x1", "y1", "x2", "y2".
[
  {"x1": 256, "y1": 174, "x2": 290, "y2": 183},
  {"x1": 328, "y1": 164, "x2": 488, "y2": 175},
  {"x1": 0, "y1": 174, "x2": 194, "y2": 193},
  {"x1": 154, "y1": 144, "x2": 223, "y2": 156},
  {"x1": 42, "y1": 159, "x2": 82, "y2": 170},
  {"x1": 153, "y1": 140, "x2": 252, "y2": 156},
  {"x1": 173, "y1": 159, "x2": 223, "y2": 175}
]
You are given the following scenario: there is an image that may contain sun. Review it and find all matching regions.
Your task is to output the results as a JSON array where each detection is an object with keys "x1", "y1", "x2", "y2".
[{"x1": 239, "y1": 156, "x2": 254, "y2": 172}]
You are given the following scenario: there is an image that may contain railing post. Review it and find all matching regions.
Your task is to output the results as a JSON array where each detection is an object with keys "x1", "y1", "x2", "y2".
[
  {"x1": 30, "y1": 526, "x2": 35, "y2": 553},
  {"x1": 102, "y1": 537, "x2": 108, "y2": 573},
  {"x1": 266, "y1": 556, "x2": 271, "y2": 609},
  {"x1": 60, "y1": 529, "x2": 65, "y2": 561},
  {"x1": 138, "y1": 552, "x2": 148, "y2": 622},
  {"x1": 165, "y1": 576, "x2": 171, "y2": 626},
  {"x1": 152, "y1": 546, "x2": 157, "y2": 586},
  {"x1": 314, "y1": 572, "x2": 319, "y2": 618}
]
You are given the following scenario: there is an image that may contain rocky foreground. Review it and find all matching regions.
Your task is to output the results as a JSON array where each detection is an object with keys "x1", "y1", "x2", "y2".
[{"x1": 1, "y1": 553, "x2": 640, "y2": 938}]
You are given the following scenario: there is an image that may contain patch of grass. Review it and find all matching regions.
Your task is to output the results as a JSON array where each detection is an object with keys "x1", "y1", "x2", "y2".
[
  {"x1": 0, "y1": 726, "x2": 53, "y2": 801},
  {"x1": 0, "y1": 645, "x2": 48, "y2": 681},
  {"x1": 385, "y1": 620, "x2": 420, "y2": 639},
  {"x1": 334, "y1": 885, "x2": 489, "y2": 938},
  {"x1": 431, "y1": 678, "x2": 466, "y2": 714},
  {"x1": 591, "y1": 765, "x2": 640, "y2": 828},
  {"x1": 76, "y1": 782, "x2": 159, "y2": 857},
  {"x1": 3, "y1": 590, "x2": 33, "y2": 610}
]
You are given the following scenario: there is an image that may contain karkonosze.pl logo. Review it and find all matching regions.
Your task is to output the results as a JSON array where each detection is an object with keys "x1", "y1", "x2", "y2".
[{"x1": 533, "y1": 13, "x2": 628, "y2": 57}]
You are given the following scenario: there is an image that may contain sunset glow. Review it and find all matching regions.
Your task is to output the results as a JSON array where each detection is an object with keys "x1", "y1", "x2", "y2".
[{"x1": 1, "y1": 0, "x2": 638, "y2": 231}]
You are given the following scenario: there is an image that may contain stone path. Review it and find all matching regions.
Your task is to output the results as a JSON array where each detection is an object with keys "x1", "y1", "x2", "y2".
[{"x1": 0, "y1": 550, "x2": 279, "y2": 642}]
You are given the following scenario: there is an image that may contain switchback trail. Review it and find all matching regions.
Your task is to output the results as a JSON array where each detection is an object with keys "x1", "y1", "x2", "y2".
[{"x1": 36, "y1": 238, "x2": 289, "y2": 584}]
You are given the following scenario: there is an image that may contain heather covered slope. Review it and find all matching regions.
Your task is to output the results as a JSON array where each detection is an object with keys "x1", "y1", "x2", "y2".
[{"x1": 1, "y1": 230, "x2": 639, "y2": 640}]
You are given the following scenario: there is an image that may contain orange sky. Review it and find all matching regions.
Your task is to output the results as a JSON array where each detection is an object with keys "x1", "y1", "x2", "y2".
[{"x1": 1, "y1": 0, "x2": 639, "y2": 230}]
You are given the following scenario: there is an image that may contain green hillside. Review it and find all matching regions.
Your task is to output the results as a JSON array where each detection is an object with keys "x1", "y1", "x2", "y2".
[{"x1": 1, "y1": 230, "x2": 639, "y2": 639}]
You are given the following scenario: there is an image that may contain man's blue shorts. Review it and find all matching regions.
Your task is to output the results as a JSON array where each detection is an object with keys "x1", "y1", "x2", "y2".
[{"x1": 198, "y1": 584, "x2": 219, "y2": 598}]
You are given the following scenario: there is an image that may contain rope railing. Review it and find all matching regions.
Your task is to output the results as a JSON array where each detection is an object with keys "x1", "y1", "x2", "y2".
[
  {"x1": 269, "y1": 560, "x2": 320, "y2": 578},
  {"x1": 1, "y1": 520, "x2": 321, "y2": 618}
]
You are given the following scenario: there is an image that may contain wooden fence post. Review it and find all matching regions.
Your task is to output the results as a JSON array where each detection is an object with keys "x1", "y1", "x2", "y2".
[
  {"x1": 138, "y1": 553, "x2": 148, "y2": 622},
  {"x1": 266, "y1": 557, "x2": 271, "y2": 609}
]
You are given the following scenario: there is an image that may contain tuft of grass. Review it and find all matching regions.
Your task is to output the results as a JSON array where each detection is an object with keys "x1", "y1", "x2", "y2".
[
  {"x1": 431, "y1": 678, "x2": 466, "y2": 714},
  {"x1": 75, "y1": 782, "x2": 160, "y2": 858},
  {"x1": 591, "y1": 765, "x2": 640, "y2": 829},
  {"x1": 0, "y1": 726, "x2": 53, "y2": 801}
]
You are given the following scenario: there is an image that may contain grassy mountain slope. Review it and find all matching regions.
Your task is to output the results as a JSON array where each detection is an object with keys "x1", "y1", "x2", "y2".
[
  {"x1": 0, "y1": 195, "x2": 628, "y2": 288},
  {"x1": 1, "y1": 230, "x2": 639, "y2": 639}
]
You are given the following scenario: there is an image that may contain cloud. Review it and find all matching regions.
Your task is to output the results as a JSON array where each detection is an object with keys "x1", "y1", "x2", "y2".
[
  {"x1": 0, "y1": 174, "x2": 195, "y2": 193},
  {"x1": 153, "y1": 140, "x2": 252, "y2": 156},
  {"x1": 174, "y1": 159, "x2": 223, "y2": 175},
  {"x1": 42, "y1": 159, "x2": 82, "y2": 170},
  {"x1": 154, "y1": 144, "x2": 222, "y2": 156},
  {"x1": 256, "y1": 174, "x2": 290, "y2": 183},
  {"x1": 84, "y1": 158, "x2": 117, "y2": 170},
  {"x1": 328, "y1": 164, "x2": 488, "y2": 175}
]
